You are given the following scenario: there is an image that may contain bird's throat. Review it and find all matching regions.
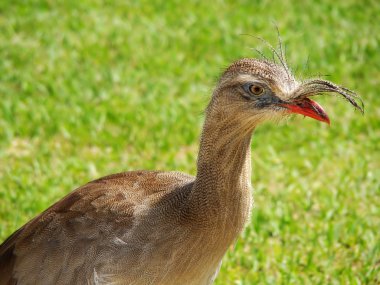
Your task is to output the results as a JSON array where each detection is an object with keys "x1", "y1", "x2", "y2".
[{"x1": 189, "y1": 113, "x2": 254, "y2": 236}]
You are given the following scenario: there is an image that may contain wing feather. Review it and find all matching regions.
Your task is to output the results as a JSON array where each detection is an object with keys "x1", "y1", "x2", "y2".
[{"x1": 0, "y1": 170, "x2": 194, "y2": 284}]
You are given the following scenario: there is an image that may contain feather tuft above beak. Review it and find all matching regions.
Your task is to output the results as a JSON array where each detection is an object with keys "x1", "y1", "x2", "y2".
[{"x1": 281, "y1": 78, "x2": 363, "y2": 124}]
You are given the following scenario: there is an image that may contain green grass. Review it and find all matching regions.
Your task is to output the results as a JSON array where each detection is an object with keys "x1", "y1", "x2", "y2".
[{"x1": 0, "y1": 0, "x2": 379, "y2": 284}]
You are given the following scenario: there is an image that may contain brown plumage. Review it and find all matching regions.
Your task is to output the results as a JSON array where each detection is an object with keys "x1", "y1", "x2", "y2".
[{"x1": 0, "y1": 58, "x2": 363, "y2": 285}]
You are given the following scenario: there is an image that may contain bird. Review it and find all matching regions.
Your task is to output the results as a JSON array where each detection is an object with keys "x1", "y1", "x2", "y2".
[{"x1": 0, "y1": 55, "x2": 363, "y2": 285}]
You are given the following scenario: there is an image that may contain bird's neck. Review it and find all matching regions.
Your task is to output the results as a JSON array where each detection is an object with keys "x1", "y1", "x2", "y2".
[{"x1": 189, "y1": 107, "x2": 254, "y2": 237}]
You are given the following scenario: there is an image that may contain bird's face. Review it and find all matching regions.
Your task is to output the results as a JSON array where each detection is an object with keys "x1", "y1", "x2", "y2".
[{"x1": 213, "y1": 58, "x2": 363, "y2": 125}]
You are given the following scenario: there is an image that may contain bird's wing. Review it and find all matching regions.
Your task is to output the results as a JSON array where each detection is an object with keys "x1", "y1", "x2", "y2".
[{"x1": 0, "y1": 170, "x2": 194, "y2": 285}]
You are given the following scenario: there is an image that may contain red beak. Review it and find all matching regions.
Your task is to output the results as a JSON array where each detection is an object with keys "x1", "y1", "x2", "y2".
[{"x1": 282, "y1": 98, "x2": 330, "y2": 125}]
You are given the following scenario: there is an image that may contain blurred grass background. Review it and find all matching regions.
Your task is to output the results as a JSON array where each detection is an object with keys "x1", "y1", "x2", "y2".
[{"x1": 0, "y1": 0, "x2": 379, "y2": 284}]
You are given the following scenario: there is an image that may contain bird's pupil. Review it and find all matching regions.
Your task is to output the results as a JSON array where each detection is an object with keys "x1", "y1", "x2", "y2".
[{"x1": 251, "y1": 85, "x2": 262, "y2": 94}]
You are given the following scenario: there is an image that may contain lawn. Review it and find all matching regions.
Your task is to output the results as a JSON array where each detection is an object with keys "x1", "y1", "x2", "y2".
[{"x1": 0, "y1": 0, "x2": 379, "y2": 284}]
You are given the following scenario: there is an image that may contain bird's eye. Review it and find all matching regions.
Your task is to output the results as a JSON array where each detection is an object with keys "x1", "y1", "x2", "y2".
[{"x1": 249, "y1": 85, "x2": 264, "y2": 95}]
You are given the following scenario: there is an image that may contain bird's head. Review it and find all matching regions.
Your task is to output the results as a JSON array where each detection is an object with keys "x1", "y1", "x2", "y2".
[{"x1": 209, "y1": 58, "x2": 363, "y2": 126}]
